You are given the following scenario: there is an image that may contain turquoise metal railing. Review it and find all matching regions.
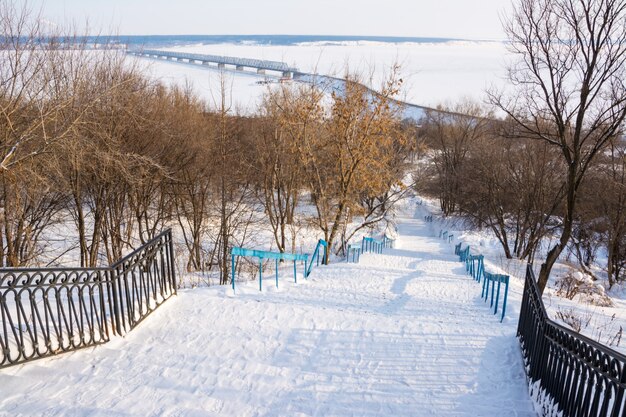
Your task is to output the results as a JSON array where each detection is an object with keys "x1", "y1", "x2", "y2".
[
  {"x1": 467, "y1": 254, "x2": 484, "y2": 282},
  {"x1": 346, "y1": 235, "x2": 394, "y2": 263},
  {"x1": 418, "y1": 213, "x2": 510, "y2": 321},
  {"x1": 304, "y1": 239, "x2": 328, "y2": 278},
  {"x1": 482, "y1": 272, "x2": 509, "y2": 322},
  {"x1": 459, "y1": 245, "x2": 470, "y2": 262},
  {"x1": 230, "y1": 239, "x2": 328, "y2": 293},
  {"x1": 453, "y1": 242, "x2": 509, "y2": 323},
  {"x1": 362, "y1": 237, "x2": 382, "y2": 254},
  {"x1": 454, "y1": 242, "x2": 462, "y2": 255},
  {"x1": 439, "y1": 229, "x2": 454, "y2": 243},
  {"x1": 346, "y1": 242, "x2": 362, "y2": 263}
]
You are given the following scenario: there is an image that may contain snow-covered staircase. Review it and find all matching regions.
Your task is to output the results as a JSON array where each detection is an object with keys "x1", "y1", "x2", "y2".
[{"x1": 0, "y1": 210, "x2": 536, "y2": 416}]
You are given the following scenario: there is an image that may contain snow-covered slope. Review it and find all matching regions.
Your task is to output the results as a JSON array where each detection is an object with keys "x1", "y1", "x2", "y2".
[{"x1": 0, "y1": 205, "x2": 535, "y2": 416}]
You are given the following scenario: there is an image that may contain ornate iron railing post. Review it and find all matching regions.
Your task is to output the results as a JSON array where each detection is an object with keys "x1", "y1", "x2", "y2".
[
  {"x1": 96, "y1": 269, "x2": 110, "y2": 341},
  {"x1": 166, "y1": 229, "x2": 177, "y2": 295},
  {"x1": 107, "y1": 266, "x2": 121, "y2": 336}
]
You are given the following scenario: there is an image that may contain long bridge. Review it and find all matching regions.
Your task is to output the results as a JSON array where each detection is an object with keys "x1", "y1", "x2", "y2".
[
  {"x1": 129, "y1": 49, "x2": 461, "y2": 122},
  {"x1": 128, "y1": 49, "x2": 299, "y2": 78}
]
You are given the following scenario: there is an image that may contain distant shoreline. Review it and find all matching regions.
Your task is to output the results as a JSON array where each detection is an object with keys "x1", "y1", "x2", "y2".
[{"x1": 81, "y1": 34, "x2": 501, "y2": 47}]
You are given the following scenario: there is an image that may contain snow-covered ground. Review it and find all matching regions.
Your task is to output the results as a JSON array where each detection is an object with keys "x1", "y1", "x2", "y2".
[
  {"x1": 0, "y1": 203, "x2": 535, "y2": 416},
  {"x1": 131, "y1": 41, "x2": 510, "y2": 112},
  {"x1": 422, "y1": 196, "x2": 626, "y2": 356}
]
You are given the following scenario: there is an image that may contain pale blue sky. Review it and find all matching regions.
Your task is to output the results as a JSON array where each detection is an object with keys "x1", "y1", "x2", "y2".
[{"x1": 28, "y1": 0, "x2": 512, "y2": 40}]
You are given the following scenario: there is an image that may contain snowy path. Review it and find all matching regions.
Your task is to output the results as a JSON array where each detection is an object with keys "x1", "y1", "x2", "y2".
[{"x1": 0, "y1": 208, "x2": 535, "y2": 416}]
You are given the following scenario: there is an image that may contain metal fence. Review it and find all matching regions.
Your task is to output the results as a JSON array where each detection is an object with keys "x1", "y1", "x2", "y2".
[
  {"x1": 230, "y1": 239, "x2": 327, "y2": 293},
  {"x1": 453, "y1": 241, "x2": 509, "y2": 322},
  {"x1": 0, "y1": 229, "x2": 176, "y2": 369},
  {"x1": 346, "y1": 236, "x2": 394, "y2": 263},
  {"x1": 518, "y1": 265, "x2": 626, "y2": 416}
]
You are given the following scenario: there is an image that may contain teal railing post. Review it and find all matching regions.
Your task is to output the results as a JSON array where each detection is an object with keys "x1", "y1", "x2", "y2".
[
  {"x1": 500, "y1": 276, "x2": 509, "y2": 322},
  {"x1": 477, "y1": 256, "x2": 484, "y2": 282},
  {"x1": 482, "y1": 272, "x2": 490, "y2": 299},
  {"x1": 470, "y1": 256, "x2": 475, "y2": 279},
  {"x1": 494, "y1": 276, "x2": 502, "y2": 314},
  {"x1": 293, "y1": 260, "x2": 297, "y2": 283},
  {"x1": 231, "y1": 254, "x2": 236, "y2": 292},
  {"x1": 259, "y1": 258, "x2": 263, "y2": 291},
  {"x1": 489, "y1": 275, "x2": 496, "y2": 307},
  {"x1": 275, "y1": 259, "x2": 279, "y2": 288},
  {"x1": 304, "y1": 259, "x2": 308, "y2": 279}
]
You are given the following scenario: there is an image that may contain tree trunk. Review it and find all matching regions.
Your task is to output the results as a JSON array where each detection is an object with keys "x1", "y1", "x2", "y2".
[{"x1": 537, "y1": 165, "x2": 577, "y2": 293}]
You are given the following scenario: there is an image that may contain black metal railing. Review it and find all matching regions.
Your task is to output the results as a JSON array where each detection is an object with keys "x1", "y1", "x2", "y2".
[
  {"x1": 518, "y1": 265, "x2": 626, "y2": 416},
  {"x1": 0, "y1": 229, "x2": 176, "y2": 368}
]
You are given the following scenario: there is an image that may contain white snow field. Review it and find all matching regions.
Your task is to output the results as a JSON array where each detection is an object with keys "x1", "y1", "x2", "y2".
[{"x1": 0, "y1": 206, "x2": 536, "y2": 416}]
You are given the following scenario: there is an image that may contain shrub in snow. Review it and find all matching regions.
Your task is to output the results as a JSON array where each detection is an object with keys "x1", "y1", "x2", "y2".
[{"x1": 555, "y1": 271, "x2": 613, "y2": 307}]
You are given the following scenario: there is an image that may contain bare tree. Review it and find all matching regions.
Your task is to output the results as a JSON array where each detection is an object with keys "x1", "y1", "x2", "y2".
[
  {"x1": 458, "y1": 131, "x2": 563, "y2": 262},
  {"x1": 578, "y1": 140, "x2": 626, "y2": 286},
  {"x1": 257, "y1": 85, "x2": 312, "y2": 254},
  {"x1": 422, "y1": 101, "x2": 490, "y2": 215},
  {"x1": 491, "y1": 0, "x2": 626, "y2": 293},
  {"x1": 207, "y1": 73, "x2": 257, "y2": 284}
]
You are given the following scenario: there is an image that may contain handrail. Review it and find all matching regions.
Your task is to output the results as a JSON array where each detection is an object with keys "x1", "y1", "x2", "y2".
[
  {"x1": 482, "y1": 272, "x2": 509, "y2": 322},
  {"x1": 467, "y1": 254, "x2": 484, "y2": 282},
  {"x1": 230, "y1": 239, "x2": 328, "y2": 293},
  {"x1": 453, "y1": 241, "x2": 508, "y2": 322},
  {"x1": 518, "y1": 265, "x2": 626, "y2": 416},
  {"x1": 231, "y1": 247, "x2": 308, "y2": 262},
  {"x1": 346, "y1": 242, "x2": 362, "y2": 263},
  {"x1": 347, "y1": 235, "x2": 394, "y2": 263},
  {"x1": 0, "y1": 229, "x2": 177, "y2": 369},
  {"x1": 305, "y1": 239, "x2": 328, "y2": 278}
]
